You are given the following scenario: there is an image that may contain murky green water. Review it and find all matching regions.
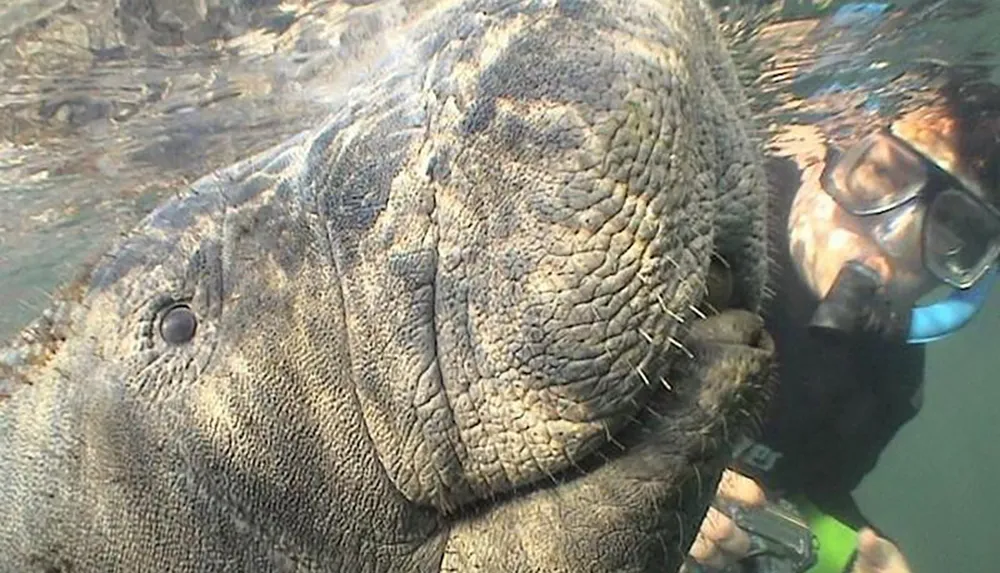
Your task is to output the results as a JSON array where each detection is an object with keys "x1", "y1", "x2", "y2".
[
  {"x1": 1, "y1": 0, "x2": 998, "y2": 570},
  {"x1": 856, "y1": 286, "x2": 1000, "y2": 572}
]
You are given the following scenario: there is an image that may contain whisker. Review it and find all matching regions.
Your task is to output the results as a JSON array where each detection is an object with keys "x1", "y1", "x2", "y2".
[
  {"x1": 693, "y1": 463, "x2": 704, "y2": 499},
  {"x1": 675, "y1": 512, "x2": 687, "y2": 558},
  {"x1": 644, "y1": 405, "x2": 666, "y2": 420},
  {"x1": 658, "y1": 293, "x2": 685, "y2": 323},
  {"x1": 565, "y1": 449, "x2": 588, "y2": 476},
  {"x1": 659, "y1": 376, "x2": 673, "y2": 391},
  {"x1": 635, "y1": 364, "x2": 651, "y2": 386},
  {"x1": 603, "y1": 421, "x2": 626, "y2": 451},
  {"x1": 668, "y1": 336, "x2": 694, "y2": 359}
]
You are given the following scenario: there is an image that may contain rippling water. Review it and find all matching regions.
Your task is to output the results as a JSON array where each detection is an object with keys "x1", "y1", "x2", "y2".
[
  {"x1": 0, "y1": 0, "x2": 437, "y2": 336},
  {"x1": 1, "y1": 0, "x2": 999, "y2": 570}
]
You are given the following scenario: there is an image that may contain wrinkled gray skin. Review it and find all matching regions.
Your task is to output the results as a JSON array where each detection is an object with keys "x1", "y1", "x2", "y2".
[{"x1": 0, "y1": 0, "x2": 774, "y2": 571}]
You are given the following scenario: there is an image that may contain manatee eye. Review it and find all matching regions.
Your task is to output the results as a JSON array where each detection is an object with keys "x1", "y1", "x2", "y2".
[{"x1": 159, "y1": 304, "x2": 198, "y2": 345}]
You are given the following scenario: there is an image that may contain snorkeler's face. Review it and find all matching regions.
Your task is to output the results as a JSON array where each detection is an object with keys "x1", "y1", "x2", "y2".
[
  {"x1": 789, "y1": 127, "x2": 1000, "y2": 309},
  {"x1": 787, "y1": 153, "x2": 934, "y2": 308}
]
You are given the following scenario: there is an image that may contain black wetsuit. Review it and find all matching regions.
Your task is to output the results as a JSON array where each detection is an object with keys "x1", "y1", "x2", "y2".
[{"x1": 736, "y1": 156, "x2": 928, "y2": 532}]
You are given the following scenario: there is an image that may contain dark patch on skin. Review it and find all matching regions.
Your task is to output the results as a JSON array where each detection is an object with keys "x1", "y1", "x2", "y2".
[
  {"x1": 460, "y1": 98, "x2": 496, "y2": 136},
  {"x1": 218, "y1": 134, "x2": 310, "y2": 208},
  {"x1": 426, "y1": 148, "x2": 452, "y2": 183},
  {"x1": 497, "y1": 113, "x2": 585, "y2": 154},
  {"x1": 320, "y1": 135, "x2": 404, "y2": 230},
  {"x1": 272, "y1": 178, "x2": 297, "y2": 205},
  {"x1": 556, "y1": 0, "x2": 611, "y2": 21},
  {"x1": 499, "y1": 248, "x2": 530, "y2": 281},
  {"x1": 224, "y1": 201, "x2": 308, "y2": 277},
  {"x1": 388, "y1": 249, "x2": 436, "y2": 288},
  {"x1": 497, "y1": 114, "x2": 531, "y2": 151},
  {"x1": 453, "y1": 15, "x2": 481, "y2": 42},
  {"x1": 478, "y1": 0, "x2": 550, "y2": 19},
  {"x1": 87, "y1": 142, "x2": 306, "y2": 297},
  {"x1": 488, "y1": 193, "x2": 521, "y2": 240},
  {"x1": 311, "y1": 108, "x2": 418, "y2": 266},
  {"x1": 415, "y1": 10, "x2": 486, "y2": 104},
  {"x1": 261, "y1": 151, "x2": 294, "y2": 177},
  {"x1": 184, "y1": 240, "x2": 225, "y2": 320},
  {"x1": 87, "y1": 177, "x2": 233, "y2": 294},
  {"x1": 461, "y1": 17, "x2": 617, "y2": 137},
  {"x1": 449, "y1": 16, "x2": 487, "y2": 66},
  {"x1": 300, "y1": 115, "x2": 352, "y2": 193}
]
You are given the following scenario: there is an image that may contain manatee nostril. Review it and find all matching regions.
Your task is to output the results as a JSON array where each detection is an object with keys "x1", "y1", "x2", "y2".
[
  {"x1": 159, "y1": 304, "x2": 198, "y2": 345},
  {"x1": 705, "y1": 256, "x2": 735, "y2": 311}
]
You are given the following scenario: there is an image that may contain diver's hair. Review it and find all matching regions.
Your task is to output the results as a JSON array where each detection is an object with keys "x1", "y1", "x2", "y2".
[{"x1": 922, "y1": 62, "x2": 1000, "y2": 207}]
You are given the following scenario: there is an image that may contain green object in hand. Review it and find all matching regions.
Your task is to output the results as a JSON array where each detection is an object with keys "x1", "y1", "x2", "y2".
[{"x1": 794, "y1": 497, "x2": 860, "y2": 573}]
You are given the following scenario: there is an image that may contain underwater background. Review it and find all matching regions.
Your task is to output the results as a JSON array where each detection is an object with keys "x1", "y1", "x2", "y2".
[
  {"x1": 1, "y1": 0, "x2": 998, "y2": 570},
  {"x1": 855, "y1": 286, "x2": 1000, "y2": 572}
]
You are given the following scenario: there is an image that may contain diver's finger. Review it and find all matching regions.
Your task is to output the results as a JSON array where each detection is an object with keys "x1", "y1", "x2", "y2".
[
  {"x1": 852, "y1": 528, "x2": 913, "y2": 573},
  {"x1": 688, "y1": 531, "x2": 731, "y2": 570},
  {"x1": 701, "y1": 506, "x2": 753, "y2": 557},
  {"x1": 716, "y1": 469, "x2": 767, "y2": 507}
]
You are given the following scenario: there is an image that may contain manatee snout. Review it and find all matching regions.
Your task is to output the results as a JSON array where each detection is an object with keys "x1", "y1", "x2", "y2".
[{"x1": 405, "y1": 2, "x2": 771, "y2": 506}]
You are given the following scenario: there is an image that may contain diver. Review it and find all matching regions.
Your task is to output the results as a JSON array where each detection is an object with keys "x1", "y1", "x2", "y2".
[{"x1": 683, "y1": 65, "x2": 1000, "y2": 573}]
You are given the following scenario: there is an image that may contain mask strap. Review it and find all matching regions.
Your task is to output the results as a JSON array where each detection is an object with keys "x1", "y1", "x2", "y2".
[{"x1": 908, "y1": 268, "x2": 997, "y2": 344}]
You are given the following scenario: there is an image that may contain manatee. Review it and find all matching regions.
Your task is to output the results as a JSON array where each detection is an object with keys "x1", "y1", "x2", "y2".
[{"x1": 0, "y1": 0, "x2": 774, "y2": 571}]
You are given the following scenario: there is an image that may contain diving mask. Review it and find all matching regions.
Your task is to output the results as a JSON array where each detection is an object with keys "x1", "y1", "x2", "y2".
[{"x1": 788, "y1": 125, "x2": 1000, "y2": 343}]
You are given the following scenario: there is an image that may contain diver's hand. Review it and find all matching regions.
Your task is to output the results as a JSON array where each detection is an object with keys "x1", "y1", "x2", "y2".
[
  {"x1": 851, "y1": 528, "x2": 913, "y2": 573},
  {"x1": 683, "y1": 469, "x2": 767, "y2": 570}
]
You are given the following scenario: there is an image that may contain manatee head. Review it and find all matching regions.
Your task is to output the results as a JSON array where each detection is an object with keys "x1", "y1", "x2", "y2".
[{"x1": 0, "y1": 1, "x2": 771, "y2": 570}]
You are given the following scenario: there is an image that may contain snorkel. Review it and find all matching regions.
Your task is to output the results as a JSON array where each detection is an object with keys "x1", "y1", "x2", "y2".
[
  {"x1": 788, "y1": 104, "x2": 1000, "y2": 345},
  {"x1": 907, "y1": 269, "x2": 996, "y2": 343}
]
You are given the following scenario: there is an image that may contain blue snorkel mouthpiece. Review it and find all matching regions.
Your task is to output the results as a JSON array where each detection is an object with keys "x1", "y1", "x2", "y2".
[
  {"x1": 908, "y1": 267, "x2": 996, "y2": 344},
  {"x1": 808, "y1": 263, "x2": 995, "y2": 345}
]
